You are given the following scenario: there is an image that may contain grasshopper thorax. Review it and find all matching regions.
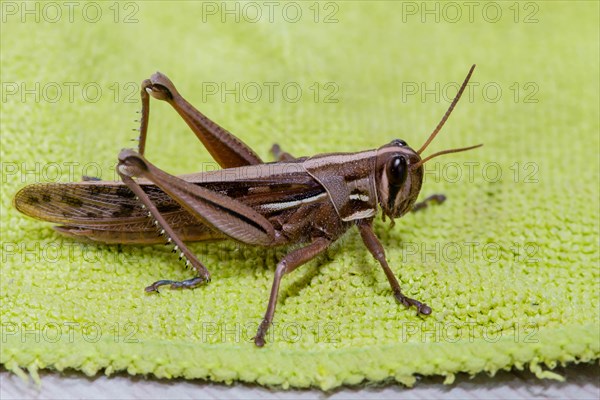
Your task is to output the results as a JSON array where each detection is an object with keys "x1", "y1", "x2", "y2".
[{"x1": 375, "y1": 140, "x2": 424, "y2": 220}]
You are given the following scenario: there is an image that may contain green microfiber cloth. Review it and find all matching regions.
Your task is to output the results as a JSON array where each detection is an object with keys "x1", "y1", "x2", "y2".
[{"x1": 1, "y1": 2, "x2": 598, "y2": 390}]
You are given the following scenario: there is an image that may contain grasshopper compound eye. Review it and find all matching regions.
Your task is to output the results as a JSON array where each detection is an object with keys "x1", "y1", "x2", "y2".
[{"x1": 387, "y1": 156, "x2": 408, "y2": 187}]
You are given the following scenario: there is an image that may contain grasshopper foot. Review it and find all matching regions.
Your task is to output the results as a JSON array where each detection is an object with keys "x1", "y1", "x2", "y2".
[
  {"x1": 394, "y1": 291, "x2": 432, "y2": 315},
  {"x1": 145, "y1": 279, "x2": 175, "y2": 293},
  {"x1": 82, "y1": 175, "x2": 102, "y2": 181},
  {"x1": 253, "y1": 319, "x2": 270, "y2": 347},
  {"x1": 411, "y1": 194, "x2": 446, "y2": 213},
  {"x1": 145, "y1": 276, "x2": 208, "y2": 293}
]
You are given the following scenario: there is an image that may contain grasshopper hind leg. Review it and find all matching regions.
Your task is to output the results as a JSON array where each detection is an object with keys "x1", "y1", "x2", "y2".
[
  {"x1": 270, "y1": 144, "x2": 297, "y2": 162},
  {"x1": 145, "y1": 277, "x2": 207, "y2": 292},
  {"x1": 138, "y1": 72, "x2": 263, "y2": 168},
  {"x1": 116, "y1": 157, "x2": 212, "y2": 292}
]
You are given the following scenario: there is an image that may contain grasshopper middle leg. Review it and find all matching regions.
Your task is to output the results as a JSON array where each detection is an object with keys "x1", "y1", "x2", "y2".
[{"x1": 254, "y1": 237, "x2": 331, "y2": 347}]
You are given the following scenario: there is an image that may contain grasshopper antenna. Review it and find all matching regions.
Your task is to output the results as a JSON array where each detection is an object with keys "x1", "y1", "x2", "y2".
[
  {"x1": 416, "y1": 64, "x2": 476, "y2": 155},
  {"x1": 412, "y1": 143, "x2": 482, "y2": 169}
]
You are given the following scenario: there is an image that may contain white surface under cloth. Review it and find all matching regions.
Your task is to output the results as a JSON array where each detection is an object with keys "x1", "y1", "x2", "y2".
[{"x1": 1, "y1": 363, "x2": 598, "y2": 399}]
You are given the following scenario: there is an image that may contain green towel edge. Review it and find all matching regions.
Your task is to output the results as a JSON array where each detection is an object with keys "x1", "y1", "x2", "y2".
[{"x1": 2, "y1": 323, "x2": 598, "y2": 390}]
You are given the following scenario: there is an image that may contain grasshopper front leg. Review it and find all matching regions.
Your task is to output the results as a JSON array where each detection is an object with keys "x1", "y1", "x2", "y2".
[
  {"x1": 411, "y1": 194, "x2": 446, "y2": 213},
  {"x1": 356, "y1": 220, "x2": 431, "y2": 315}
]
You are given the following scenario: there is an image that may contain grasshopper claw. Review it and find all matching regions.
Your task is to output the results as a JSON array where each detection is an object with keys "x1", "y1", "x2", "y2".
[{"x1": 394, "y1": 291, "x2": 432, "y2": 315}]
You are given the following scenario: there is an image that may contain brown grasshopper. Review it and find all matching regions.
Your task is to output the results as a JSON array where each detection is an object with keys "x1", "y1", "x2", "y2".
[{"x1": 14, "y1": 65, "x2": 481, "y2": 346}]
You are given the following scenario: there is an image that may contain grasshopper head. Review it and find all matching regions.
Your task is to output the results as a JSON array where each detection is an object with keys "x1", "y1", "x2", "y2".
[
  {"x1": 375, "y1": 140, "x2": 424, "y2": 219},
  {"x1": 375, "y1": 65, "x2": 483, "y2": 221},
  {"x1": 375, "y1": 136, "x2": 482, "y2": 220}
]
